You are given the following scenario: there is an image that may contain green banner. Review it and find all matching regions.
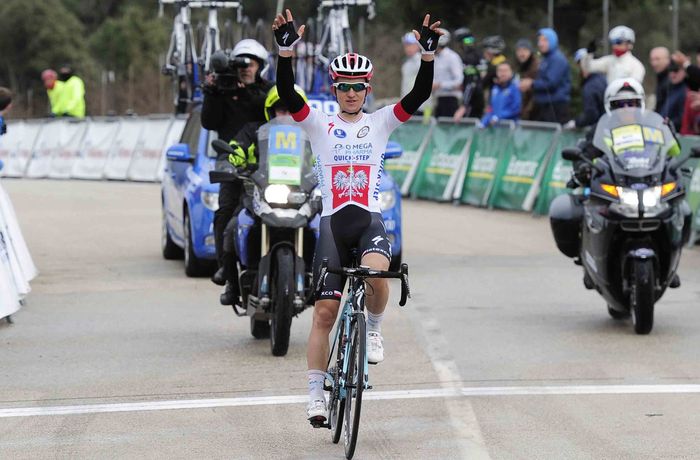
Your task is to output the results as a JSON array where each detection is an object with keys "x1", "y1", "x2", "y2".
[
  {"x1": 409, "y1": 122, "x2": 475, "y2": 201},
  {"x1": 489, "y1": 124, "x2": 559, "y2": 211},
  {"x1": 459, "y1": 124, "x2": 513, "y2": 206},
  {"x1": 533, "y1": 130, "x2": 585, "y2": 215},
  {"x1": 678, "y1": 136, "x2": 700, "y2": 235},
  {"x1": 386, "y1": 120, "x2": 433, "y2": 193}
]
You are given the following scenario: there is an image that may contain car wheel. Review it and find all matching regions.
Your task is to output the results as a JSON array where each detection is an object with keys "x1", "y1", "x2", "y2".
[
  {"x1": 184, "y1": 207, "x2": 213, "y2": 277},
  {"x1": 162, "y1": 205, "x2": 183, "y2": 260}
]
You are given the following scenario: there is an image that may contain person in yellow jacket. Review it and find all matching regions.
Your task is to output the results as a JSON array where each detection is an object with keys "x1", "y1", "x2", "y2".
[
  {"x1": 42, "y1": 65, "x2": 86, "y2": 118},
  {"x1": 41, "y1": 69, "x2": 65, "y2": 117}
]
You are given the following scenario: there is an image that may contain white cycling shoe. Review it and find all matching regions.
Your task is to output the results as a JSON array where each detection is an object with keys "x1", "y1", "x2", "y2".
[
  {"x1": 306, "y1": 398, "x2": 327, "y2": 423},
  {"x1": 367, "y1": 331, "x2": 384, "y2": 364}
]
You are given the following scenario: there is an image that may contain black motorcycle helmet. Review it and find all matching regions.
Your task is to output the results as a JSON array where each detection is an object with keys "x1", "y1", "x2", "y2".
[
  {"x1": 481, "y1": 35, "x2": 506, "y2": 55},
  {"x1": 454, "y1": 27, "x2": 475, "y2": 47}
]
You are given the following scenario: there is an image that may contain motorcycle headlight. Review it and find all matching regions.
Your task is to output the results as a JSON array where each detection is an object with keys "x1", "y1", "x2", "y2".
[
  {"x1": 201, "y1": 191, "x2": 219, "y2": 211},
  {"x1": 610, "y1": 186, "x2": 669, "y2": 218},
  {"x1": 264, "y1": 184, "x2": 291, "y2": 204},
  {"x1": 379, "y1": 190, "x2": 396, "y2": 211}
]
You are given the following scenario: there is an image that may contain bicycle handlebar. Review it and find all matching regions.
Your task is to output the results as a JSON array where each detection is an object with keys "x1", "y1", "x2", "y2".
[{"x1": 316, "y1": 258, "x2": 411, "y2": 307}]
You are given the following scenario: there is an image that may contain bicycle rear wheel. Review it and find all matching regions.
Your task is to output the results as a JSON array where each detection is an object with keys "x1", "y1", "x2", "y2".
[{"x1": 343, "y1": 313, "x2": 365, "y2": 459}]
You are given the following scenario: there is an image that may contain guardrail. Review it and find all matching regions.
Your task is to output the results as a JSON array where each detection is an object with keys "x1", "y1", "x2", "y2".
[
  {"x1": 0, "y1": 115, "x2": 187, "y2": 182},
  {"x1": 1, "y1": 115, "x2": 699, "y2": 243}
]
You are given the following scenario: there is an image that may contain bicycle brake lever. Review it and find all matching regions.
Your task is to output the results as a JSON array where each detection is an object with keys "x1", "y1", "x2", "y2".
[{"x1": 399, "y1": 263, "x2": 410, "y2": 307}]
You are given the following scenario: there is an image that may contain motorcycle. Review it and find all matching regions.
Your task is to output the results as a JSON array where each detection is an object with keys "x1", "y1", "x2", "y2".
[
  {"x1": 550, "y1": 108, "x2": 700, "y2": 334},
  {"x1": 210, "y1": 117, "x2": 321, "y2": 356}
]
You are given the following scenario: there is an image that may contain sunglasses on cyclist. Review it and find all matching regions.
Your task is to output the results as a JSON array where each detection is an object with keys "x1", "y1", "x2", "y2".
[
  {"x1": 610, "y1": 39, "x2": 627, "y2": 45},
  {"x1": 610, "y1": 99, "x2": 641, "y2": 109},
  {"x1": 462, "y1": 37, "x2": 475, "y2": 45},
  {"x1": 333, "y1": 82, "x2": 370, "y2": 92}
]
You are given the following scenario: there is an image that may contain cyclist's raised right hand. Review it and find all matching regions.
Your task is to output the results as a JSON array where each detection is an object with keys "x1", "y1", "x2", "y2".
[{"x1": 272, "y1": 9, "x2": 305, "y2": 53}]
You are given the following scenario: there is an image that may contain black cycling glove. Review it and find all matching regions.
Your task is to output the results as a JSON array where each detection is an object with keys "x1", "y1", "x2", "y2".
[
  {"x1": 417, "y1": 26, "x2": 440, "y2": 54},
  {"x1": 586, "y1": 39, "x2": 597, "y2": 54},
  {"x1": 274, "y1": 21, "x2": 301, "y2": 51}
]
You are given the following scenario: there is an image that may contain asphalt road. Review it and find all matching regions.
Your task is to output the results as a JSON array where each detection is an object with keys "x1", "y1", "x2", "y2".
[{"x1": 1, "y1": 179, "x2": 700, "y2": 459}]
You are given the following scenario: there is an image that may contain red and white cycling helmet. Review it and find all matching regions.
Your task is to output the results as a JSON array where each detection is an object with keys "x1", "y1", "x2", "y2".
[{"x1": 328, "y1": 53, "x2": 374, "y2": 81}]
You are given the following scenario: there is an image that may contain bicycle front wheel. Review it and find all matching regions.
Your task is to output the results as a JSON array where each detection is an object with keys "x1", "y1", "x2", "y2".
[{"x1": 343, "y1": 313, "x2": 365, "y2": 459}]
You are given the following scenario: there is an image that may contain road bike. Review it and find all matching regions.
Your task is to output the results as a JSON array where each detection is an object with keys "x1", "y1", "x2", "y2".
[
  {"x1": 296, "y1": 0, "x2": 375, "y2": 95},
  {"x1": 313, "y1": 254, "x2": 409, "y2": 459},
  {"x1": 160, "y1": 0, "x2": 242, "y2": 113}
]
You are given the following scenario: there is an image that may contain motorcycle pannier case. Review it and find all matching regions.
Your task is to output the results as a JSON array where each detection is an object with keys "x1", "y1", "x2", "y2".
[{"x1": 549, "y1": 194, "x2": 583, "y2": 258}]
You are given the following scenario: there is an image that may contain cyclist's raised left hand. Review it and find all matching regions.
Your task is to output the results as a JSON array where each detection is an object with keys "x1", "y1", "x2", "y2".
[
  {"x1": 412, "y1": 14, "x2": 442, "y2": 55},
  {"x1": 272, "y1": 9, "x2": 305, "y2": 56}
]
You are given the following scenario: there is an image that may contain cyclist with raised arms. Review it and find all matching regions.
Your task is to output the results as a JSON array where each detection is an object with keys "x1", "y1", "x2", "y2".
[{"x1": 272, "y1": 8, "x2": 440, "y2": 423}]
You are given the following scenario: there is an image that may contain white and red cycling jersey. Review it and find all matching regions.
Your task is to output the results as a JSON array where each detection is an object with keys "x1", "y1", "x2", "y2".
[{"x1": 291, "y1": 103, "x2": 411, "y2": 217}]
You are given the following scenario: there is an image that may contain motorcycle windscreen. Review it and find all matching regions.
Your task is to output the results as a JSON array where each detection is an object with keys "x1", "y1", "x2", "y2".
[
  {"x1": 254, "y1": 116, "x2": 317, "y2": 193},
  {"x1": 592, "y1": 108, "x2": 675, "y2": 179}
]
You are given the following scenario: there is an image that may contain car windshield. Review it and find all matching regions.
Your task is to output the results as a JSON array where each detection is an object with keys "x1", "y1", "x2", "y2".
[
  {"x1": 592, "y1": 108, "x2": 675, "y2": 178},
  {"x1": 253, "y1": 116, "x2": 317, "y2": 193}
]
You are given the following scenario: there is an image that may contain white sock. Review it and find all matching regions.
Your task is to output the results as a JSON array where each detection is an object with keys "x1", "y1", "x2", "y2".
[
  {"x1": 307, "y1": 369, "x2": 325, "y2": 402},
  {"x1": 367, "y1": 311, "x2": 384, "y2": 334}
]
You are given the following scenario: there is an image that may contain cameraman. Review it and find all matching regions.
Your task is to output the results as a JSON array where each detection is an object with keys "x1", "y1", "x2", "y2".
[{"x1": 201, "y1": 39, "x2": 273, "y2": 306}]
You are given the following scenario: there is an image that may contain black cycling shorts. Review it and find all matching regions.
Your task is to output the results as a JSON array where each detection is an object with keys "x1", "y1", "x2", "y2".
[{"x1": 313, "y1": 205, "x2": 392, "y2": 301}]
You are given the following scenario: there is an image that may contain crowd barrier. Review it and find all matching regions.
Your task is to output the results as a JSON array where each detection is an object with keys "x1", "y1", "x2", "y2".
[
  {"x1": 0, "y1": 168, "x2": 38, "y2": 320},
  {"x1": 0, "y1": 115, "x2": 187, "y2": 182},
  {"x1": 388, "y1": 118, "x2": 700, "y2": 233}
]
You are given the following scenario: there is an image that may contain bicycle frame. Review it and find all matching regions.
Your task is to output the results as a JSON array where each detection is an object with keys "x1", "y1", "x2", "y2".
[{"x1": 326, "y1": 275, "x2": 370, "y2": 402}]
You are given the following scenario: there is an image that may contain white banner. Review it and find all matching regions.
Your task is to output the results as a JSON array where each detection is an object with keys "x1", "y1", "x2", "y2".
[
  {"x1": 47, "y1": 120, "x2": 89, "y2": 179},
  {"x1": 26, "y1": 120, "x2": 67, "y2": 178},
  {"x1": 156, "y1": 117, "x2": 187, "y2": 182},
  {"x1": 0, "y1": 121, "x2": 44, "y2": 178},
  {"x1": 71, "y1": 118, "x2": 122, "y2": 180},
  {"x1": 0, "y1": 182, "x2": 38, "y2": 286},
  {"x1": 103, "y1": 118, "x2": 144, "y2": 180},
  {"x1": 127, "y1": 117, "x2": 174, "y2": 182}
]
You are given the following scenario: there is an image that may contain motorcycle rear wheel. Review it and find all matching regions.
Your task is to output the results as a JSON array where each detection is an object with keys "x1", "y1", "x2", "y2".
[{"x1": 631, "y1": 259, "x2": 655, "y2": 335}]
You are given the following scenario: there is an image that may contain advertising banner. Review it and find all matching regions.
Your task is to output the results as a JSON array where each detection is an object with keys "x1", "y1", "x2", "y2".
[
  {"x1": 156, "y1": 117, "x2": 187, "y2": 181},
  {"x1": 128, "y1": 117, "x2": 174, "y2": 182},
  {"x1": 0, "y1": 121, "x2": 43, "y2": 178},
  {"x1": 103, "y1": 118, "x2": 144, "y2": 180},
  {"x1": 71, "y1": 118, "x2": 121, "y2": 180},
  {"x1": 47, "y1": 120, "x2": 89, "y2": 179},
  {"x1": 533, "y1": 130, "x2": 584, "y2": 215},
  {"x1": 489, "y1": 122, "x2": 560, "y2": 211},
  {"x1": 386, "y1": 118, "x2": 435, "y2": 195},
  {"x1": 409, "y1": 119, "x2": 476, "y2": 201},
  {"x1": 457, "y1": 122, "x2": 514, "y2": 206},
  {"x1": 26, "y1": 120, "x2": 67, "y2": 178}
]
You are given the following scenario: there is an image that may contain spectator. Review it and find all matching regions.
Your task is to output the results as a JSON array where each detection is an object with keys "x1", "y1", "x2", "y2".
[
  {"x1": 671, "y1": 50, "x2": 700, "y2": 91},
  {"x1": 41, "y1": 69, "x2": 65, "y2": 117},
  {"x1": 514, "y1": 38, "x2": 539, "y2": 120},
  {"x1": 432, "y1": 29, "x2": 464, "y2": 118},
  {"x1": 680, "y1": 90, "x2": 700, "y2": 135},
  {"x1": 0, "y1": 87, "x2": 11, "y2": 137},
  {"x1": 580, "y1": 26, "x2": 645, "y2": 83},
  {"x1": 480, "y1": 62, "x2": 521, "y2": 127},
  {"x1": 454, "y1": 27, "x2": 484, "y2": 119},
  {"x1": 401, "y1": 32, "x2": 430, "y2": 115},
  {"x1": 663, "y1": 62, "x2": 688, "y2": 130},
  {"x1": 480, "y1": 35, "x2": 507, "y2": 95},
  {"x1": 46, "y1": 65, "x2": 86, "y2": 118},
  {"x1": 520, "y1": 28, "x2": 571, "y2": 124},
  {"x1": 563, "y1": 49, "x2": 607, "y2": 129},
  {"x1": 649, "y1": 47, "x2": 671, "y2": 113}
]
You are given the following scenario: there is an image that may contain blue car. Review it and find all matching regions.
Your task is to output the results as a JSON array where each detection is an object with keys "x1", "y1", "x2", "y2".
[{"x1": 161, "y1": 109, "x2": 404, "y2": 276}]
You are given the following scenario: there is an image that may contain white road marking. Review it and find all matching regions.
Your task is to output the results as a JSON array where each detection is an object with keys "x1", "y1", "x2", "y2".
[{"x1": 4, "y1": 383, "x2": 697, "y2": 419}]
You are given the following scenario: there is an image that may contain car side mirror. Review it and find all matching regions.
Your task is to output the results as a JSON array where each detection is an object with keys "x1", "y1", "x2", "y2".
[
  {"x1": 166, "y1": 143, "x2": 193, "y2": 162},
  {"x1": 384, "y1": 141, "x2": 403, "y2": 159},
  {"x1": 691, "y1": 147, "x2": 700, "y2": 159},
  {"x1": 562, "y1": 147, "x2": 582, "y2": 162},
  {"x1": 212, "y1": 139, "x2": 235, "y2": 156}
]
